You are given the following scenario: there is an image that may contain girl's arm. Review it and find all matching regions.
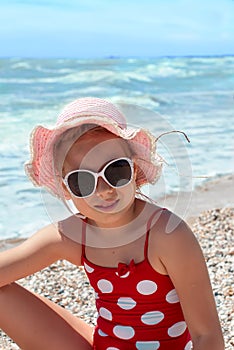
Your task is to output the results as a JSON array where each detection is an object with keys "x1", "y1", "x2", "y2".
[
  {"x1": 151, "y1": 211, "x2": 224, "y2": 350},
  {"x1": 0, "y1": 223, "x2": 82, "y2": 288}
]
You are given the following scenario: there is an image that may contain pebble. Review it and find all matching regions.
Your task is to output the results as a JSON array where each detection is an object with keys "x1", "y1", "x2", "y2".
[{"x1": 0, "y1": 207, "x2": 233, "y2": 349}]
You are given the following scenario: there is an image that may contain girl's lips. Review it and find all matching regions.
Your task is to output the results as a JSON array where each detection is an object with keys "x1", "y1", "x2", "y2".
[{"x1": 94, "y1": 199, "x2": 119, "y2": 212}]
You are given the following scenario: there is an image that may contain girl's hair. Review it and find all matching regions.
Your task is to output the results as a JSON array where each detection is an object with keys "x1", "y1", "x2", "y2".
[{"x1": 53, "y1": 124, "x2": 134, "y2": 176}]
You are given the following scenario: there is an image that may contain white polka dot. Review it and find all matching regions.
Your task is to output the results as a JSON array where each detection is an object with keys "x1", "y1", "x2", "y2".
[
  {"x1": 106, "y1": 348, "x2": 120, "y2": 350},
  {"x1": 137, "y1": 280, "x2": 157, "y2": 295},
  {"x1": 141, "y1": 311, "x2": 164, "y2": 325},
  {"x1": 136, "y1": 341, "x2": 160, "y2": 349},
  {"x1": 83, "y1": 262, "x2": 94, "y2": 273},
  {"x1": 97, "y1": 279, "x2": 113, "y2": 293},
  {"x1": 184, "y1": 340, "x2": 193, "y2": 350},
  {"x1": 166, "y1": 289, "x2": 179, "y2": 304},
  {"x1": 168, "y1": 321, "x2": 187, "y2": 337},
  {"x1": 115, "y1": 271, "x2": 130, "y2": 278},
  {"x1": 99, "y1": 307, "x2": 112, "y2": 321},
  {"x1": 113, "y1": 325, "x2": 135, "y2": 340},
  {"x1": 117, "y1": 297, "x2": 136, "y2": 310},
  {"x1": 98, "y1": 329, "x2": 108, "y2": 337}
]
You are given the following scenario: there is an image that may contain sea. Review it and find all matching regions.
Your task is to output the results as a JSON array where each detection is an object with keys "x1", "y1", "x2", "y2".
[{"x1": 0, "y1": 56, "x2": 233, "y2": 240}]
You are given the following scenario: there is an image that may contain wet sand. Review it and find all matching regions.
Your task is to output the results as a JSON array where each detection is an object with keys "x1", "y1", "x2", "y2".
[{"x1": 157, "y1": 173, "x2": 234, "y2": 225}]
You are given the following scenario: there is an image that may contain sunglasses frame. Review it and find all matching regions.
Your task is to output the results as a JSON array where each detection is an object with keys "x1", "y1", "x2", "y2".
[{"x1": 63, "y1": 157, "x2": 134, "y2": 198}]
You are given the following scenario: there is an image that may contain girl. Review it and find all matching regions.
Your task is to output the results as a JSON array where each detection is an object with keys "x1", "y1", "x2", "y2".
[{"x1": 0, "y1": 97, "x2": 224, "y2": 350}]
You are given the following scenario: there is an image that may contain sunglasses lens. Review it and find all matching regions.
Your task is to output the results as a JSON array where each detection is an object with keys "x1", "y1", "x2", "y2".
[
  {"x1": 67, "y1": 172, "x2": 95, "y2": 197},
  {"x1": 105, "y1": 159, "x2": 132, "y2": 187}
]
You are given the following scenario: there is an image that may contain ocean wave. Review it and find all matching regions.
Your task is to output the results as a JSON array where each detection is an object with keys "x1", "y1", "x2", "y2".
[
  {"x1": 11, "y1": 61, "x2": 33, "y2": 70},
  {"x1": 0, "y1": 70, "x2": 116, "y2": 84},
  {"x1": 111, "y1": 95, "x2": 160, "y2": 108},
  {"x1": 35, "y1": 66, "x2": 75, "y2": 74},
  {"x1": 2, "y1": 61, "x2": 234, "y2": 86},
  {"x1": 188, "y1": 56, "x2": 234, "y2": 64},
  {"x1": 142, "y1": 64, "x2": 199, "y2": 78}
]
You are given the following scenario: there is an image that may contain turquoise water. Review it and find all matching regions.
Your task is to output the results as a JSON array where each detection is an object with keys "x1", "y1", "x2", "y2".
[{"x1": 0, "y1": 56, "x2": 233, "y2": 239}]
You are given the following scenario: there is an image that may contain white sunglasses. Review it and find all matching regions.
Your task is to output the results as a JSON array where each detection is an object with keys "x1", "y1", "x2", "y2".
[{"x1": 63, "y1": 157, "x2": 134, "y2": 198}]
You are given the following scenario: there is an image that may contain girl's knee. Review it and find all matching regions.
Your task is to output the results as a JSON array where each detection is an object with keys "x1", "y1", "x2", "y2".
[
  {"x1": 0, "y1": 284, "x2": 11, "y2": 293},
  {"x1": 0, "y1": 283, "x2": 19, "y2": 297},
  {"x1": 0, "y1": 284, "x2": 12, "y2": 301}
]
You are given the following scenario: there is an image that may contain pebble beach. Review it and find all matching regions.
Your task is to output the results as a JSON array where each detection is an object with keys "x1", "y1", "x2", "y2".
[{"x1": 0, "y1": 175, "x2": 233, "y2": 349}]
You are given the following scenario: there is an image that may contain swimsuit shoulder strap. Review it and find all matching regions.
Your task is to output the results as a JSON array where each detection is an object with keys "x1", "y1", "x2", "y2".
[
  {"x1": 144, "y1": 207, "x2": 166, "y2": 258},
  {"x1": 81, "y1": 218, "x2": 87, "y2": 258}
]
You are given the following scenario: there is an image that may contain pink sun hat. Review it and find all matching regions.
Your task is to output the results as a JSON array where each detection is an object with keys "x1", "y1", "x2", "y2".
[{"x1": 25, "y1": 97, "x2": 165, "y2": 198}]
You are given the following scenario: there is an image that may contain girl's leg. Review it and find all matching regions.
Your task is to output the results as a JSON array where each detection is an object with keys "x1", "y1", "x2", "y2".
[{"x1": 0, "y1": 282, "x2": 94, "y2": 350}]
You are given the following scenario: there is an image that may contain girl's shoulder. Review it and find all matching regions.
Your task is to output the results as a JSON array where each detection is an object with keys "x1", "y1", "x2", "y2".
[
  {"x1": 148, "y1": 206, "x2": 200, "y2": 262},
  {"x1": 150, "y1": 207, "x2": 195, "y2": 242},
  {"x1": 148, "y1": 204, "x2": 191, "y2": 236},
  {"x1": 57, "y1": 215, "x2": 84, "y2": 265},
  {"x1": 58, "y1": 215, "x2": 83, "y2": 244}
]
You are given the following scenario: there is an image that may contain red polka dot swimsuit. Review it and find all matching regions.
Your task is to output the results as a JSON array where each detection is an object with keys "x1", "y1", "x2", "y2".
[{"x1": 81, "y1": 209, "x2": 192, "y2": 350}]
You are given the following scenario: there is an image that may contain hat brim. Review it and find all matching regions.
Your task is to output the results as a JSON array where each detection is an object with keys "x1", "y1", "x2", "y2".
[{"x1": 25, "y1": 115, "x2": 163, "y2": 198}]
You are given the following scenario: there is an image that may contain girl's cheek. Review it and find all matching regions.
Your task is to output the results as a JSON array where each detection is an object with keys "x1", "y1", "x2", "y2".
[
  {"x1": 61, "y1": 183, "x2": 72, "y2": 200},
  {"x1": 71, "y1": 198, "x2": 90, "y2": 213}
]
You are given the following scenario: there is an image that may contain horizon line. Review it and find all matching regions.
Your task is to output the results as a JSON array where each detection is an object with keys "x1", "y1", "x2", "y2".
[{"x1": 0, "y1": 53, "x2": 234, "y2": 60}]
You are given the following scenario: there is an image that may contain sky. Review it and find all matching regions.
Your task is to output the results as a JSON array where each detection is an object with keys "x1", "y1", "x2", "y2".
[{"x1": 0, "y1": 0, "x2": 234, "y2": 58}]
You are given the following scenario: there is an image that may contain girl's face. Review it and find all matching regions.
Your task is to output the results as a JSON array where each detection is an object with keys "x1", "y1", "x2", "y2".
[{"x1": 62, "y1": 130, "x2": 137, "y2": 227}]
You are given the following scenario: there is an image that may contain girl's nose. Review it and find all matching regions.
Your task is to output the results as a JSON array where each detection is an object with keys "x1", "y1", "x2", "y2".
[{"x1": 96, "y1": 176, "x2": 115, "y2": 197}]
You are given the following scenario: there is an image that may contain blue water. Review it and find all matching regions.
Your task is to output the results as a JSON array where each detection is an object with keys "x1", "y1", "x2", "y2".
[{"x1": 0, "y1": 56, "x2": 233, "y2": 239}]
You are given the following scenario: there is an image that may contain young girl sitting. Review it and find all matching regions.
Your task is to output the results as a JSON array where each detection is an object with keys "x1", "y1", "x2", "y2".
[{"x1": 0, "y1": 97, "x2": 224, "y2": 349}]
